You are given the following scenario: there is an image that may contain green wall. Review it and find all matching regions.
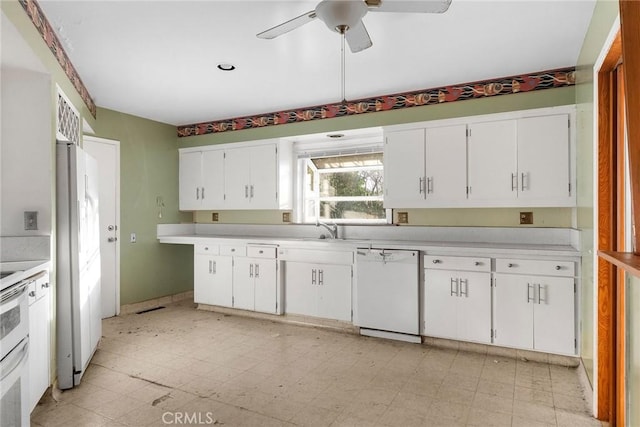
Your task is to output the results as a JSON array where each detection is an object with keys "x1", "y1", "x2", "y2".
[
  {"x1": 574, "y1": 0, "x2": 619, "y2": 385},
  {"x1": 91, "y1": 108, "x2": 193, "y2": 305}
]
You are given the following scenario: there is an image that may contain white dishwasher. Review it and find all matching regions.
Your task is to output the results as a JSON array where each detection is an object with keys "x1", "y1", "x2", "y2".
[{"x1": 355, "y1": 249, "x2": 420, "y2": 342}]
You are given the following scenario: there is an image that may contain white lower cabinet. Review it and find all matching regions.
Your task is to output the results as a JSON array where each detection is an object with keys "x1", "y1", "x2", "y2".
[
  {"x1": 194, "y1": 244, "x2": 233, "y2": 307},
  {"x1": 423, "y1": 256, "x2": 492, "y2": 344},
  {"x1": 28, "y1": 271, "x2": 51, "y2": 412},
  {"x1": 232, "y1": 246, "x2": 279, "y2": 314},
  {"x1": 285, "y1": 262, "x2": 352, "y2": 322},
  {"x1": 493, "y1": 259, "x2": 576, "y2": 355}
]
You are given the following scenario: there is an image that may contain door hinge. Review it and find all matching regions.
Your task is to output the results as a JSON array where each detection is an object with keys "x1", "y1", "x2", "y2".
[
  {"x1": 224, "y1": 194, "x2": 226, "y2": 200},
  {"x1": 466, "y1": 186, "x2": 469, "y2": 195},
  {"x1": 351, "y1": 268, "x2": 353, "y2": 278},
  {"x1": 574, "y1": 282, "x2": 577, "y2": 293},
  {"x1": 223, "y1": 152, "x2": 226, "y2": 159},
  {"x1": 575, "y1": 338, "x2": 577, "y2": 349},
  {"x1": 494, "y1": 329, "x2": 497, "y2": 339},
  {"x1": 568, "y1": 118, "x2": 571, "y2": 128},
  {"x1": 491, "y1": 329, "x2": 494, "y2": 339},
  {"x1": 232, "y1": 296, "x2": 234, "y2": 304},
  {"x1": 466, "y1": 128, "x2": 471, "y2": 137},
  {"x1": 569, "y1": 183, "x2": 571, "y2": 195}
]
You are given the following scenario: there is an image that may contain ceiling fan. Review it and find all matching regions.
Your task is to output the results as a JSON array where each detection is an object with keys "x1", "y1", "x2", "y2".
[{"x1": 257, "y1": 0, "x2": 453, "y2": 53}]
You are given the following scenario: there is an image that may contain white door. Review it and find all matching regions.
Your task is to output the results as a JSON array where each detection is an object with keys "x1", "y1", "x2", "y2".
[
  {"x1": 383, "y1": 129, "x2": 426, "y2": 208},
  {"x1": 179, "y1": 151, "x2": 202, "y2": 210},
  {"x1": 517, "y1": 114, "x2": 570, "y2": 203},
  {"x1": 317, "y1": 264, "x2": 352, "y2": 321},
  {"x1": 425, "y1": 125, "x2": 468, "y2": 205},
  {"x1": 284, "y1": 262, "x2": 316, "y2": 316},
  {"x1": 493, "y1": 274, "x2": 533, "y2": 349},
  {"x1": 424, "y1": 269, "x2": 458, "y2": 339},
  {"x1": 201, "y1": 149, "x2": 225, "y2": 209},
  {"x1": 248, "y1": 144, "x2": 278, "y2": 209},
  {"x1": 253, "y1": 259, "x2": 277, "y2": 313},
  {"x1": 467, "y1": 120, "x2": 517, "y2": 203},
  {"x1": 224, "y1": 147, "x2": 251, "y2": 208},
  {"x1": 457, "y1": 271, "x2": 492, "y2": 343},
  {"x1": 533, "y1": 276, "x2": 575, "y2": 354},
  {"x1": 194, "y1": 254, "x2": 214, "y2": 304},
  {"x1": 232, "y1": 257, "x2": 254, "y2": 310},
  {"x1": 84, "y1": 136, "x2": 120, "y2": 319}
]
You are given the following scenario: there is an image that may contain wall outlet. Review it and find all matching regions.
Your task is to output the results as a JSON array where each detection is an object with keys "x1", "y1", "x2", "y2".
[
  {"x1": 24, "y1": 211, "x2": 38, "y2": 230},
  {"x1": 520, "y1": 212, "x2": 533, "y2": 225},
  {"x1": 130, "y1": 233, "x2": 137, "y2": 243},
  {"x1": 212, "y1": 212, "x2": 219, "y2": 222},
  {"x1": 397, "y1": 212, "x2": 409, "y2": 224},
  {"x1": 282, "y1": 212, "x2": 291, "y2": 223}
]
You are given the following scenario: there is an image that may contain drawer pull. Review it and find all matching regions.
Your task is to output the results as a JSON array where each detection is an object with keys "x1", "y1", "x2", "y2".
[
  {"x1": 29, "y1": 291, "x2": 36, "y2": 297},
  {"x1": 508, "y1": 263, "x2": 515, "y2": 268},
  {"x1": 231, "y1": 248, "x2": 236, "y2": 252},
  {"x1": 475, "y1": 261, "x2": 481, "y2": 266},
  {"x1": 555, "y1": 265, "x2": 562, "y2": 270},
  {"x1": 259, "y1": 250, "x2": 264, "y2": 254},
  {"x1": 432, "y1": 259, "x2": 441, "y2": 264}
]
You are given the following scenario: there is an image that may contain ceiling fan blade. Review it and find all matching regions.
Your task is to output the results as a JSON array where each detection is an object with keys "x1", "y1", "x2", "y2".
[
  {"x1": 345, "y1": 20, "x2": 373, "y2": 53},
  {"x1": 256, "y1": 10, "x2": 317, "y2": 39},
  {"x1": 367, "y1": 0, "x2": 452, "y2": 14}
]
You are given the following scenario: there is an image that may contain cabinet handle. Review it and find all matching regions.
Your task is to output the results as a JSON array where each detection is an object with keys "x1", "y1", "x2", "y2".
[
  {"x1": 459, "y1": 278, "x2": 468, "y2": 297},
  {"x1": 527, "y1": 283, "x2": 534, "y2": 303},
  {"x1": 419, "y1": 177, "x2": 425, "y2": 194},
  {"x1": 202, "y1": 187, "x2": 205, "y2": 199},
  {"x1": 29, "y1": 290, "x2": 36, "y2": 297},
  {"x1": 511, "y1": 173, "x2": 517, "y2": 191},
  {"x1": 245, "y1": 185, "x2": 249, "y2": 198},
  {"x1": 555, "y1": 265, "x2": 562, "y2": 270},
  {"x1": 521, "y1": 172, "x2": 527, "y2": 191},
  {"x1": 537, "y1": 283, "x2": 545, "y2": 304},
  {"x1": 475, "y1": 261, "x2": 481, "y2": 266},
  {"x1": 318, "y1": 269, "x2": 324, "y2": 285},
  {"x1": 196, "y1": 187, "x2": 200, "y2": 200},
  {"x1": 427, "y1": 177, "x2": 433, "y2": 194},
  {"x1": 508, "y1": 263, "x2": 515, "y2": 268},
  {"x1": 212, "y1": 261, "x2": 216, "y2": 274},
  {"x1": 450, "y1": 277, "x2": 459, "y2": 296},
  {"x1": 311, "y1": 269, "x2": 317, "y2": 285},
  {"x1": 250, "y1": 263, "x2": 253, "y2": 278},
  {"x1": 250, "y1": 185, "x2": 254, "y2": 198},
  {"x1": 432, "y1": 259, "x2": 441, "y2": 264},
  {"x1": 42, "y1": 282, "x2": 49, "y2": 289},
  {"x1": 209, "y1": 260, "x2": 212, "y2": 274},
  {"x1": 255, "y1": 264, "x2": 260, "y2": 278}
]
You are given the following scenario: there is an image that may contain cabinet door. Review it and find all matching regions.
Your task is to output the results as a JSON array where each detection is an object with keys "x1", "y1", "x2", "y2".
[
  {"x1": 467, "y1": 120, "x2": 517, "y2": 203},
  {"x1": 493, "y1": 274, "x2": 534, "y2": 349},
  {"x1": 517, "y1": 114, "x2": 571, "y2": 204},
  {"x1": 457, "y1": 271, "x2": 492, "y2": 343},
  {"x1": 233, "y1": 257, "x2": 255, "y2": 310},
  {"x1": 533, "y1": 276, "x2": 575, "y2": 354},
  {"x1": 383, "y1": 129, "x2": 426, "y2": 208},
  {"x1": 424, "y1": 125, "x2": 468, "y2": 205},
  {"x1": 211, "y1": 256, "x2": 233, "y2": 307},
  {"x1": 201, "y1": 149, "x2": 225, "y2": 209},
  {"x1": 194, "y1": 254, "x2": 215, "y2": 304},
  {"x1": 254, "y1": 259, "x2": 278, "y2": 314},
  {"x1": 249, "y1": 144, "x2": 278, "y2": 209},
  {"x1": 179, "y1": 151, "x2": 202, "y2": 210},
  {"x1": 224, "y1": 147, "x2": 251, "y2": 208},
  {"x1": 29, "y1": 290, "x2": 50, "y2": 411},
  {"x1": 285, "y1": 262, "x2": 317, "y2": 316},
  {"x1": 424, "y1": 269, "x2": 458, "y2": 339},
  {"x1": 317, "y1": 264, "x2": 352, "y2": 321}
]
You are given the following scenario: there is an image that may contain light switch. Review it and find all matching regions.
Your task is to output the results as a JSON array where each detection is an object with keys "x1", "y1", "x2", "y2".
[
  {"x1": 130, "y1": 233, "x2": 137, "y2": 243},
  {"x1": 24, "y1": 211, "x2": 38, "y2": 230}
]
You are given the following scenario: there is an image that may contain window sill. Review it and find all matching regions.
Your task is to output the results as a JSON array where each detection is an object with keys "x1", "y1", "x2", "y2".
[{"x1": 598, "y1": 251, "x2": 640, "y2": 278}]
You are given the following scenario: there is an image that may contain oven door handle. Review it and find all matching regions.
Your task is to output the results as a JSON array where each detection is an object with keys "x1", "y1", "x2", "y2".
[
  {"x1": 0, "y1": 281, "x2": 29, "y2": 305},
  {"x1": 0, "y1": 338, "x2": 29, "y2": 380}
]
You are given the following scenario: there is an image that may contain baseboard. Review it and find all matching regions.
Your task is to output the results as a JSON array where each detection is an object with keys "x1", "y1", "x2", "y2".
[{"x1": 119, "y1": 290, "x2": 194, "y2": 315}]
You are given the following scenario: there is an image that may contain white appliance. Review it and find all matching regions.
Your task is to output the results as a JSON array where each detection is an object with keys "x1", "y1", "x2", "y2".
[
  {"x1": 56, "y1": 142, "x2": 102, "y2": 390},
  {"x1": 0, "y1": 280, "x2": 30, "y2": 427},
  {"x1": 355, "y1": 249, "x2": 420, "y2": 342}
]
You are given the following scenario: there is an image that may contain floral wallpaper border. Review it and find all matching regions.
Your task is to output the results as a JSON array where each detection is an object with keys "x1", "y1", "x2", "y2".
[
  {"x1": 19, "y1": 0, "x2": 97, "y2": 118},
  {"x1": 177, "y1": 67, "x2": 575, "y2": 138}
]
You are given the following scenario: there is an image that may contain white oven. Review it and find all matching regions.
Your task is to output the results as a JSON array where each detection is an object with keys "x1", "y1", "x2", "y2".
[{"x1": 1, "y1": 280, "x2": 30, "y2": 427}]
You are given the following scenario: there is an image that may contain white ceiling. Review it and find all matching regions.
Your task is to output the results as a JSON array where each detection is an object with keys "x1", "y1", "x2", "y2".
[{"x1": 30, "y1": 0, "x2": 595, "y2": 126}]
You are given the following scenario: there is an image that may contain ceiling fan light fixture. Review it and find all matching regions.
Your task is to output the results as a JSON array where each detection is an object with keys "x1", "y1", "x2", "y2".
[{"x1": 316, "y1": 0, "x2": 367, "y2": 34}]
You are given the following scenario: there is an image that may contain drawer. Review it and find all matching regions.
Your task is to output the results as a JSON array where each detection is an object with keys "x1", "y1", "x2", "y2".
[
  {"x1": 279, "y1": 248, "x2": 353, "y2": 265},
  {"x1": 220, "y1": 245, "x2": 247, "y2": 257},
  {"x1": 195, "y1": 243, "x2": 219, "y2": 255},
  {"x1": 424, "y1": 255, "x2": 491, "y2": 272},
  {"x1": 247, "y1": 246, "x2": 277, "y2": 259},
  {"x1": 495, "y1": 259, "x2": 574, "y2": 276}
]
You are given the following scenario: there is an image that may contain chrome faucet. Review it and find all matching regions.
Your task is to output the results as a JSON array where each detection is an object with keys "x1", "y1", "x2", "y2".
[{"x1": 316, "y1": 220, "x2": 338, "y2": 239}]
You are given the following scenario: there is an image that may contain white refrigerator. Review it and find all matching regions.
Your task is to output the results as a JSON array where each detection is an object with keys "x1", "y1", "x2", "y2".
[{"x1": 56, "y1": 142, "x2": 102, "y2": 389}]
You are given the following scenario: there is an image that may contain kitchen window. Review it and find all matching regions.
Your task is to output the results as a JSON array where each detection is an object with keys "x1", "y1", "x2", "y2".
[{"x1": 299, "y1": 152, "x2": 388, "y2": 224}]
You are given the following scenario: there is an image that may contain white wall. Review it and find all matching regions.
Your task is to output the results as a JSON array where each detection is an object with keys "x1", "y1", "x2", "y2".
[{"x1": 1, "y1": 67, "x2": 52, "y2": 236}]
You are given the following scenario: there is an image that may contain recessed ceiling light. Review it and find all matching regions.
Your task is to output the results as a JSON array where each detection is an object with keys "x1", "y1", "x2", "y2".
[
  {"x1": 327, "y1": 133, "x2": 344, "y2": 139},
  {"x1": 217, "y1": 63, "x2": 236, "y2": 71}
]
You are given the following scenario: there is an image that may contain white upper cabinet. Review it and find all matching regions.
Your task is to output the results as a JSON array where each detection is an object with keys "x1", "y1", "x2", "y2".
[
  {"x1": 384, "y1": 124, "x2": 467, "y2": 208},
  {"x1": 384, "y1": 106, "x2": 575, "y2": 209},
  {"x1": 179, "y1": 139, "x2": 292, "y2": 211},
  {"x1": 179, "y1": 149, "x2": 224, "y2": 210}
]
